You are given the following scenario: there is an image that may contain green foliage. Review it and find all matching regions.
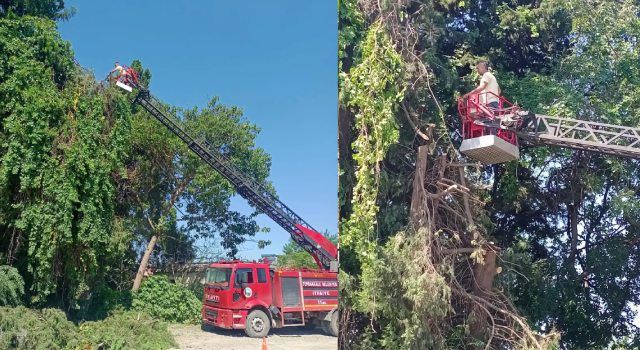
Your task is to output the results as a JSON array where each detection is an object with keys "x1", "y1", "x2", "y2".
[
  {"x1": 0, "y1": 307, "x2": 176, "y2": 350},
  {"x1": 374, "y1": 228, "x2": 452, "y2": 349},
  {"x1": 339, "y1": 20, "x2": 406, "y2": 317},
  {"x1": 0, "y1": 16, "x2": 134, "y2": 309},
  {"x1": 132, "y1": 275, "x2": 201, "y2": 324},
  {"x1": 278, "y1": 233, "x2": 337, "y2": 269},
  {"x1": 124, "y1": 93, "x2": 273, "y2": 265},
  {"x1": 80, "y1": 286, "x2": 132, "y2": 321},
  {"x1": 340, "y1": 0, "x2": 640, "y2": 348},
  {"x1": 493, "y1": 1, "x2": 571, "y2": 73},
  {"x1": 0, "y1": 13, "x2": 273, "y2": 315},
  {"x1": 188, "y1": 280, "x2": 204, "y2": 301},
  {"x1": 0, "y1": 306, "x2": 81, "y2": 350},
  {"x1": 80, "y1": 310, "x2": 177, "y2": 350},
  {"x1": 489, "y1": 1, "x2": 640, "y2": 347},
  {"x1": 498, "y1": 240, "x2": 559, "y2": 329},
  {"x1": 338, "y1": 0, "x2": 365, "y2": 71},
  {"x1": 180, "y1": 98, "x2": 273, "y2": 255},
  {"x1": 0, "y1": 265, "x2": 24, "y2": 306},
  {"x1": 278, "y1": 239, "x2": 317, "y2": 269},
  {"x1": 0, "y1": 0, "x2": 74, "y2": 21}
]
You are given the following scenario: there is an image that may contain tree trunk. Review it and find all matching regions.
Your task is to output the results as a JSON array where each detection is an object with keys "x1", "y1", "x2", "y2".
[
  {"x1": 132, "y1": 234, "x2": 158, "y2": 291},
  {"x1": 472, "y1": 247, "x2": 497, "y2": 300},
  {"x1": 410, "y1": 145, "x2": 429, "y2": 226},
  {"x1": 469, "y1": 247, "x2": 498, "y2": 347},
  {"x1": 339, "y1": 106, "x2": 355, "y2": 219},
  {"x1": 567, "y1": 203, "x2": 579, "y2": 268},
  {"x1": 457, "y1": 166, "x2": 474, "y2": 226}
]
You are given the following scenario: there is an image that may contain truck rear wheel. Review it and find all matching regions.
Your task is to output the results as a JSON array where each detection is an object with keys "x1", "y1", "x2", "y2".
[{"x1": 244, "y1": 310, "x2": 270, "y2": 338}]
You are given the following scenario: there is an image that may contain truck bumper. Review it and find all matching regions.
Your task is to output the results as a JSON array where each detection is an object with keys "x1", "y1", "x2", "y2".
[{"x1": 202, "y1": 305, "x2": 247, "y2": 330}]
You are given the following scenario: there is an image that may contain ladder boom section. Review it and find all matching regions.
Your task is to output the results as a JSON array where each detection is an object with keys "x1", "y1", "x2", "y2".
[
  {"x1": 518, "y1": 113, "x2": 640, "y2": 159},
  {"x1": 133, "y1": 89, "x2": 338, "y2": 271}
]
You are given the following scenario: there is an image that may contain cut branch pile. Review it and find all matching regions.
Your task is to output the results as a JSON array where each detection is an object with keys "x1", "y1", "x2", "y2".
[{"x1": 411, "y1": 146, "x2": 556, "y2": 349}]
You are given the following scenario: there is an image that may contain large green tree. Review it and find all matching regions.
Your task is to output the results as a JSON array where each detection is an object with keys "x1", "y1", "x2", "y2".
[
  {"x1": 339, "y1": 0, "x2": 640, "y2": 348},
  {"x1": 0, "y1": 8, "x2": 275, "y2": 312},
  {"x1": 123, "y1": 85, "x2": 273, "y2": 290},
  {"x1": 0, "y1": 16, "x2": 132, "y2": 309},
  {"x1": 488, "y1": 1, "x2": 640, "y2": 347}
]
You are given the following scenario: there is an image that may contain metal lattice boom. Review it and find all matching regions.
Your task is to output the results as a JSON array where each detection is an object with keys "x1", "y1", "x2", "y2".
[
  {"x1": 133, "y1": 89, "x2": 337, "y2": 271},
  {"x1": 518, "y1": 113, "x2": 640, "y2": 159}
]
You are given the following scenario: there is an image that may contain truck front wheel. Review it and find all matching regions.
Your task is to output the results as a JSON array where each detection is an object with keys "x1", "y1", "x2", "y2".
[{"x1": 244, "y1": 310, "x2": 271, "y2": 338}]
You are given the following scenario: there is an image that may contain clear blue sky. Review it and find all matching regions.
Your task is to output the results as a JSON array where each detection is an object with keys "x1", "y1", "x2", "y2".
[{"x1": 58, "y1": 1, "x2": 337, "y2": 260}]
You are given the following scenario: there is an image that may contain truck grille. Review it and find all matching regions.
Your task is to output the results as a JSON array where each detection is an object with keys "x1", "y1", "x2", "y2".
[{"x1": 206, "y1": 310, "x2": 218, "y2": 319}]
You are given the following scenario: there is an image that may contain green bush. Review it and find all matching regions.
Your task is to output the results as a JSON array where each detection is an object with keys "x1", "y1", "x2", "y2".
[
  {"x1": 80, "y1": 310, "x2": 177, "y2": 350},
  {"x1": 79, "y1": 286, "x2": 132, "y2": 321},
  {"x1": 0, "y1": 307, "x2": 177, "y2": 350},
  {"x1": 0, "y1": 266, "x2": 24, "y2": 306},
  {"x1": 188, "y1": 280, "x2": 204, "y2": 301},
  {"x1": 132, "y1": 275, "x2": 201, "y2": 324},
  {"x1": 0, "y1": 306, "x2": 81, "y2": 350}
]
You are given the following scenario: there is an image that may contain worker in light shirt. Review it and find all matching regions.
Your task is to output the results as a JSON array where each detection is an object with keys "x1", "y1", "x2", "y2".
[
  {"x1": 110, "y1": 62, "x2": 124, "y2": 78},
  {"x1": 462, "y1": 60, "x2": 501, "y2": 110}
]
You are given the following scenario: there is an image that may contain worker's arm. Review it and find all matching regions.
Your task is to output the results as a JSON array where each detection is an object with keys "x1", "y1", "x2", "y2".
[{"x1": 462, "y1": 81, "x2": 488, "y2": 99}]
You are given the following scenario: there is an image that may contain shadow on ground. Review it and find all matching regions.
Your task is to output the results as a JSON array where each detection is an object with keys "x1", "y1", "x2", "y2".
[{"x1": 205, "y1": 326, "x2": 327, "y2": 337}]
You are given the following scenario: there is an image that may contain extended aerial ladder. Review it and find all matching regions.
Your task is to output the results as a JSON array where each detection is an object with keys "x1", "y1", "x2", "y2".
[
  {"x1": 458, "y1": 93, "x2": 640, "y2": 163},
  {"x1": 114, "y1": 70, "x2": 338, "y2": 272}
]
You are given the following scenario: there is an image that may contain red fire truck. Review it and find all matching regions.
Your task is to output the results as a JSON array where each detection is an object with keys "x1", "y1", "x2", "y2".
[
  {"x1": 201, "y1": 261, "x2": 338, "y2": 337},
  {"x1": 121, "y1": 80, "x2": 339, "y2": 337}
]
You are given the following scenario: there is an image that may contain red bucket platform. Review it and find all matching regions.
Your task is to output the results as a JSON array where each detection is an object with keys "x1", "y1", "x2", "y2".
[{"x1": 458, "y1": 93, "x2": 520, "y2": 164}]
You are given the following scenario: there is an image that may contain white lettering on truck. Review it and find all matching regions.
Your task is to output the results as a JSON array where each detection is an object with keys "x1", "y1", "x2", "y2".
[{"x1": 302, "y1": 280, "x2": 338, "y2": 288}]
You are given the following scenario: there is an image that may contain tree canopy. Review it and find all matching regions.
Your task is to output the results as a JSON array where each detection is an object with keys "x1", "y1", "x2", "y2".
[
  {"x1": 339, "y1": 0, "x2": 640, "y2": 348},
  {"x1": 0, "y1": 0, "x2": 73, "y2": 21},
  {"x1": 0, "y1": 10, "x2": 274, "y2": 315}
]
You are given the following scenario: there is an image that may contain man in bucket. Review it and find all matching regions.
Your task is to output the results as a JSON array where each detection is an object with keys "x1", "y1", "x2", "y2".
[{"x1": 462, "y1": 60, "x2": 501, "y2": 110}]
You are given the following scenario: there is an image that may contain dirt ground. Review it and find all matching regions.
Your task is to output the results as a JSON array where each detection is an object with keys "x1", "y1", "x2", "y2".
[{"x1": 169, "y1": 324, "x2": 337, "y2": 350}]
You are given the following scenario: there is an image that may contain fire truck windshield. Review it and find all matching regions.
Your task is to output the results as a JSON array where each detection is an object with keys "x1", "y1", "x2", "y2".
[{"x1": 205, "y1": 267, "x2": 232, "y2": 289}]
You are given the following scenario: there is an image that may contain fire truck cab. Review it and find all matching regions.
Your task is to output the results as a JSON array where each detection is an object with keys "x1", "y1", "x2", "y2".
[{"x1": 201, "y1": 260, "x2": 339, "y2": 338}]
